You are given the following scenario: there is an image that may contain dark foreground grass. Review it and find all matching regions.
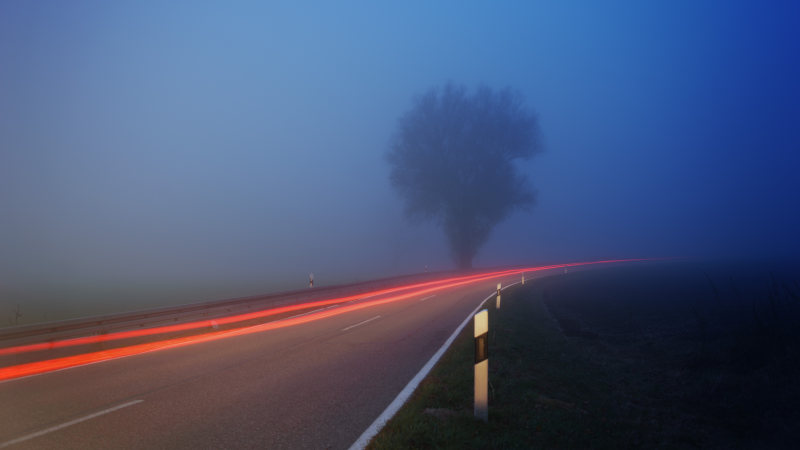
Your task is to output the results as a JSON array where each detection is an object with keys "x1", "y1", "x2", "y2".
[
  {"x1": 368, "y1": 280, "x2": 650, "y2": 449},
  {"x1": 368, "y1": 263, "x2": 800, "y2": 449}
]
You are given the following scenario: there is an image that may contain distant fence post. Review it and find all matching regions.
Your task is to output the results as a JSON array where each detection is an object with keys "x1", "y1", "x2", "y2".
[{"x1": 474, "y1": 309, "x2": 489, "y2": 422}]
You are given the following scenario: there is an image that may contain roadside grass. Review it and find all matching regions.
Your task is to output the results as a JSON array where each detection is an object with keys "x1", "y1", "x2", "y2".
[
  {"x1": 0, "y1": 280, "x2": 310, "y2": 328},
  {"x1": 368, "y1": 281, "x2": 649, "y2": 449},
  {"x1": 677, "y1": 272, "x2": 800, "y2": 445},
  {"x1": 368, "y1": 264, "x2": 800, "y2": 449}
]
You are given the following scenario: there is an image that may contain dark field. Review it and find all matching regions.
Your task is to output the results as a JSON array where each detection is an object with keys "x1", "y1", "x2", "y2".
[
  {"x1": 370, "y1": 260, "x2": 800, "y2": 449},
  {"x1": 542, "y1": 260, "x2": 800, "y2": 448}
]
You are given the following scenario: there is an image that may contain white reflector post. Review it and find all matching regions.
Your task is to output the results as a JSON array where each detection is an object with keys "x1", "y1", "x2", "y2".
[
  {"x1": 474, "y1": 309, "x2": 489, "y2": 422},
  {"x1": 522, "y1": 273, "x2": 525, "y2": 285}
]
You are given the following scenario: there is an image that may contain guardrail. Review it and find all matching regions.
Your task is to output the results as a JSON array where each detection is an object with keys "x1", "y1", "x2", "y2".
[
  {"x1": 1, "y1": 260, "x2": 599, "y2": 349},
  {"x1": 0, "y1": 270, "x2": 462, "y2": 348}
]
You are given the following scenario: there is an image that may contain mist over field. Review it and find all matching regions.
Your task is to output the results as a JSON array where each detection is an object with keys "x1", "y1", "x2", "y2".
[{"x1": 2, "y1": 1, "x2": 798, "y2": 324}]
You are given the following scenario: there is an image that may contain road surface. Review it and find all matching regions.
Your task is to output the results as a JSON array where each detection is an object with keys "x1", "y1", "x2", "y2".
[{"x1": 0, "y1": 263, "x2": 632, "y2": 449}]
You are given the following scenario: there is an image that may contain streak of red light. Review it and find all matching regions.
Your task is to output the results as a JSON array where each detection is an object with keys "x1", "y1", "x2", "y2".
[
  {"x1": 0, "y1": 259, "x2": 648, "y2": 381},
  {"x1": 0, "y1": 267, "x2": 529, "y2": 356}
]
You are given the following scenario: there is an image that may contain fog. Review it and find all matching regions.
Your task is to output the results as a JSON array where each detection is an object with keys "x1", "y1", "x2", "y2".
[{"x1": 2, "y1": 1, "x2": 798, "y2": 321}]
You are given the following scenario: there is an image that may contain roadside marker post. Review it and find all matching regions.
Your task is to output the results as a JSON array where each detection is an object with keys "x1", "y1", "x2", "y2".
[
  {"x1": 496, "y1": 283, "x2": 501, "y2": 309},
  {"x1": 474, "y1": 309, "x2": 489, "y2": 422},
  {"x1": 309, "y1": 273, "x2": 314, "y2": 288},
  {"x1": 521, "y1": 273, "x2": 525, "y2": 285}
]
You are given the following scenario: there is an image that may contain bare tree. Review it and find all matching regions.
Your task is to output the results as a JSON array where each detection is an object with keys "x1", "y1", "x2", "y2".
[{"x1": 388, "y1": 83, "x2": 542, "y2": 269}]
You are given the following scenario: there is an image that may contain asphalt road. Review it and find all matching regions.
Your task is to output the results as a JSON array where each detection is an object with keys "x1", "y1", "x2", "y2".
[{"x1": 1, "y1": 272, "x2": 534, "y2": 449}]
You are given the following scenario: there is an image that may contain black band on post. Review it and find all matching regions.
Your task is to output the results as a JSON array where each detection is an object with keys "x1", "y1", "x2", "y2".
[{"x1": 474, "y1": 332, "x2": 488, "y2": 363}]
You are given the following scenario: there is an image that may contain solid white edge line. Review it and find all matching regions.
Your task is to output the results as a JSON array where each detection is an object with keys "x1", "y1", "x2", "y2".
[
  {"x1": 0, "y1": 399, "x2": 143, "y2": 448},
  {"x1": 342, "y1": 315, "x2": 381, "y2": 332},
  {"x1": 348, "y1": 281, "x2": 521, "y2": 450}
]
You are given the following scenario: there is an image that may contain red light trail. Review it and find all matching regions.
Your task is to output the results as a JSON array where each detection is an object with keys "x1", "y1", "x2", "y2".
[
  {"x1": 0, "y1": 267, "x2": 532, "y2": 356},
  {"x1": 0, "y1": 259, "x2": 648, "y2": 382}
]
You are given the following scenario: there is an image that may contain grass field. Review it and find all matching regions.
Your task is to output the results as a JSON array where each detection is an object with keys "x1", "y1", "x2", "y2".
[
  {"x1": 0, "y1": 278, "x2": 337, "y2": 327},
  {"x1": 369, "y1": 261, "x2": 800, "y2": 449}
]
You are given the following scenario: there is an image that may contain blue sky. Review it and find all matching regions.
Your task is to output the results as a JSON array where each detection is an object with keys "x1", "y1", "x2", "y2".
[{"x1": 1, "y1": 1, "x2": 798, "y2": 313}]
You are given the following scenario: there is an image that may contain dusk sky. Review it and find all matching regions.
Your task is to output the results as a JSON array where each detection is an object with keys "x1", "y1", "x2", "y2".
[{"x1": 2, "y1": 1, "x2": 798, "y2": 317}]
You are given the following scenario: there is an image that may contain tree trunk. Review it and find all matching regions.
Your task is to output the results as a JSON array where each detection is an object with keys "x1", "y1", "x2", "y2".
[{"x1": 456, "y1": 249, "x2": 473, "y2": 271}]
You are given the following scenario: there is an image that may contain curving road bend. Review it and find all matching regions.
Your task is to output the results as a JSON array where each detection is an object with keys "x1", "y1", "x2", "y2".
[{"x1": 0, "y1": 262, "x2": 637, "y2": 449}]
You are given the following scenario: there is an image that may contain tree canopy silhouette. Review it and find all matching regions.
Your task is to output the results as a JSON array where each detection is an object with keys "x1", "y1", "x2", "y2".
[{"x1": 388, "y1": 83, "x2": 542, "y2": 270}]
